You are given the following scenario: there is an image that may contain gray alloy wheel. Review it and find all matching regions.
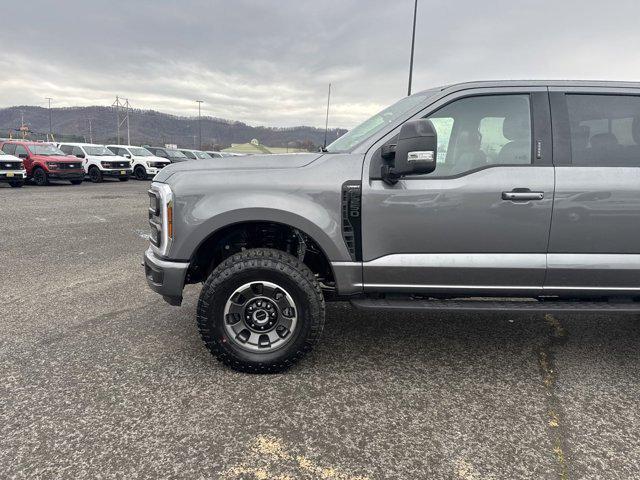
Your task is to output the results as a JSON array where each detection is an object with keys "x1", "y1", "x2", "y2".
[
  {"x1": 33, "y1": 168, "x2": 48, "y2": 186},
  {"x1": 223, "y1": 281, "x2": 298, "y2": 352}
]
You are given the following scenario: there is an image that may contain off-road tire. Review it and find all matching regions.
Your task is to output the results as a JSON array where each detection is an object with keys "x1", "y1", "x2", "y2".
[
  {"x1": 134, "y1": 166, "x2": 148, "y2": 180},
  {"x1": 9, "y1": 180, "x2": 24, "y2": 188},
  {"x1": 33, "y1": 168, "x2": 48, "y2": 186},
  {"x1": 197, "y1": 248, "x2": 325, "y2": 373},
  {"x1": 89, "y1": 166, "x2": 103, "y2": 183}
]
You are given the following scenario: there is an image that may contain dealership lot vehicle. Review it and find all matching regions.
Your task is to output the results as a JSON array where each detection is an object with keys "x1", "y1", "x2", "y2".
[
  {"x1": 180, "y1": 148, "x2": 212, "y2": 160},
  {"x1": 58, "y1": 143, "x2": 132, "y2": 183},
  {"x1": 144, "y1": 80, "x2": 640, "y2": 373},
  {"x1": 1, "y1": 141, "x2": 84, "y2": 185},
  {"x1": 106, "y1": 145, "x2": 169, "y2": 180},
  {"x1": 144, "y1": 146, "x2": 190, "y2": 163},
  {"x1": 0, "y1": 152, "x2": 26, "y2": 187},
  {"x1": 205, "y1": 150, "x2": 224, "y2": 158}
]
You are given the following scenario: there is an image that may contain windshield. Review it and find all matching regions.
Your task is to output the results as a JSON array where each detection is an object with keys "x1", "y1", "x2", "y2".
[
  {"x1": 30, "y1": 144, "x2": 65, "y2": 156},
  {"x1": 325, "y1": 92, "x2": 431, "y2": 153},
  {"x1": 129, "y1": 147, "x2": 153, "y2": 157},
  {"x1": 194, "y1": 151, "x2": 212, "y2": 159},
  {"x1": 166, "y1": 149, "x2": 187, "y2": 158},
  {"x1": 84, "y1": 146, "x2": 115, "y2": 156},
  {"x1": 181, "y1": 150, "x2": 197, "y2": 159}
]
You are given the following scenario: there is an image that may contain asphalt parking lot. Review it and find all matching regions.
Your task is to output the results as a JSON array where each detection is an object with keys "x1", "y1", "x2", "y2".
[{"x1": 2, "y1": 179, "x2": 640, "y2": 479}]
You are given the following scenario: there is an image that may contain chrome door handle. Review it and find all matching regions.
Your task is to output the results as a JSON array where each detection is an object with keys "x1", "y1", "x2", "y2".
[{"x1": 502, "y1": 190, "x2": 544, "y2": 201}]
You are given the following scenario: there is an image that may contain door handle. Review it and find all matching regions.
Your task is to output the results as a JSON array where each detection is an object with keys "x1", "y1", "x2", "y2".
[{"x1": 501, "y1": 190, "x2": 544, "y2": 201}]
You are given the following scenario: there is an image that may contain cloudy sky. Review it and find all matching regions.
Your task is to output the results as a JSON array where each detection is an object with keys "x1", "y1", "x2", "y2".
[{"x1": 1, "y1": 0, "x2": 639, "y2": 128}]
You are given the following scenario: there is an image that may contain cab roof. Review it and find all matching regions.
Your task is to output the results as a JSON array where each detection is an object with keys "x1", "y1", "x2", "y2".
[{"x1": 416, "y1": 79, "x2": 640, "y2": 96}]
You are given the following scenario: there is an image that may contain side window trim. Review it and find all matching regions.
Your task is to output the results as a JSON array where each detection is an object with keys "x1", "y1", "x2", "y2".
[{"x1": 549, "y1": 92, "x2": 572, "y2": 166}]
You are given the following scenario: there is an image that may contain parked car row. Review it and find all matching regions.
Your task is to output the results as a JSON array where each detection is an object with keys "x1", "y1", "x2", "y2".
[{"x1": 0, "y1": 140, "x2": 228, "y2": 187}]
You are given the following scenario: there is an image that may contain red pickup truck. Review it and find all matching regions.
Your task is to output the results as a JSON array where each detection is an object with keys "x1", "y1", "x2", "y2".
[{"x1": 0, "y1": 141, "x2": 85, "y2": 186}]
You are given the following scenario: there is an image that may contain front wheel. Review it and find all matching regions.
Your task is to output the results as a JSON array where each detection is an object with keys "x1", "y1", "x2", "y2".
[
  {"x1": 33, "y1": 168, "x2": 49, "y2": 186},
  {"x1": 9, "y1": 180, "x2": 24, "y2": 188},
  {"x1": 134, "y1": 165, "x2": 148, "y2": 180},
  {"x1": 118, "y1": 177, "x2": 129, "y2": 182},
  {"x1": 89, "y1": 166, "x2": 103, "y2": 183},
  {"x1": 70, "y1": 179, "x2": 83, "y2": 185},
  {"x1": 197, "y1": 248, "x2": 325, "y2": 373}
]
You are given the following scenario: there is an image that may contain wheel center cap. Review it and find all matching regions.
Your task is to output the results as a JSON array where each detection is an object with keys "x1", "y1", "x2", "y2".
[{"x1": 252, "y1": 309, "x2": 269, "y2": 325}]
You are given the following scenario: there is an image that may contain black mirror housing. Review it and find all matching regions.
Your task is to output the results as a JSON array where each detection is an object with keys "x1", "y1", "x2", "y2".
[{"x1": 381, "y1": 118, "x2": 437, "y2": 185}]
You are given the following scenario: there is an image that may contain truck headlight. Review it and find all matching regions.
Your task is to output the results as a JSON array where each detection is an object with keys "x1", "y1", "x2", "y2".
[{"x1": 148, "y1": 182, "x2": 174, "y2": 256}]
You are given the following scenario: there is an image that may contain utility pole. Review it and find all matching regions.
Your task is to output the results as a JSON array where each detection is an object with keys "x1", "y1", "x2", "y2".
[
  {"x1": 88, "y1": 119, "x2": 93, "y2": 143},
  {"x1": 407, "y1": 0, "x2": 418, "y2": 96},
  {"x1": 196, "y1": 100, "x2": 203, "y2": 149},
  {"x1": 112, "y1": 96, "x2": 131, "y2": 144},
  {"x1": 45, "y1": 97, "x2": 53, "y2": 141},
  {"x1": 323, "y1": 83, "x2": 331, "y2": 149}
]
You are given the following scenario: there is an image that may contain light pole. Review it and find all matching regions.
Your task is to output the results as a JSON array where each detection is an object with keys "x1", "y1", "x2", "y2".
[
  {"x1": 407, "y1": 0, "x2": 418, "y2": 96},
  {"x1": 45, "y1": 97, "x2": 53, "y2": 140},
  {"x1": 196, "y1": 100, "x2": 203, "y2": 149}
]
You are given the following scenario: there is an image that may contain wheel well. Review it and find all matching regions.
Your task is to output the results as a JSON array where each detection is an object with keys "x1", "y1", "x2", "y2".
[{"x1": 186, "y1": 222, "x2": 335, "y2": 288}]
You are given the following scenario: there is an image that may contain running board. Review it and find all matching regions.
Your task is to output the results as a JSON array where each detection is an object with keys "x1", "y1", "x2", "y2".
[{"x1": 350, "y1": 298, "x2": 640, "y2": 313}]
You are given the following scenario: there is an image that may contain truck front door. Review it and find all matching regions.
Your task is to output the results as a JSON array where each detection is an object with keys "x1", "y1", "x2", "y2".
[{"x1": 361, "y1": 88, "x2": 554, "y2": 295}]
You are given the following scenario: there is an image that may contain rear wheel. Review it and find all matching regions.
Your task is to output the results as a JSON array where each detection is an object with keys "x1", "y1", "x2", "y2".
[
  {"x1": 197, "y1": 248, "x2": 325, "y2": 373},
  {"x1": 119, "y1": 176, "x2": 129, "y2": 182},
  {"x1": 134, "y1": 165, "x2": 148, "y2": 180},
  {"x1": 9, "y1": 180, "x2": 24, "y2": 188},
  {"x1": 33, "y1": 168, "x2": 48, "y2": 186},
  {"x1": 89, "y1": 166, "x2": 103, "y2": 183},
  {"x1": 70, "y1": 179, "x2": 83, "y2": 185}
]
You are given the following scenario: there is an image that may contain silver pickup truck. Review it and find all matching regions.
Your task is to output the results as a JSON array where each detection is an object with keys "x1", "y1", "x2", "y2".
[{"x1": 144, "y1": 80, "x2": 640, "y2": 372}]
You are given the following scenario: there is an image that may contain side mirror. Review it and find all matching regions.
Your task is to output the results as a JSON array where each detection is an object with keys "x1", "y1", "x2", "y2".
[
  {"x1": 18, "y1": 153, "x2": 28, "y2": 159},
  {"x1": 124, "y1": 154, "x2": 131, "y2": 159},
  {"x1": 76, "y1": 153, "x2": 85, "y2": 158},
  {"x1": 381, "y1": 118, "x2": 437, "y2": 185}
]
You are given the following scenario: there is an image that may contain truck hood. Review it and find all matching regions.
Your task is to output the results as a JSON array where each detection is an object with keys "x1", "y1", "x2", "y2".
[
  {"x1": 86, "y1": 155, "x2": 129, "y2": 162},
  {"x1": 31, "y1": 154, "x2": 82, "y2": 163},
  {"x1": 154, "y1": 153, "x2": 323, "y2": 181}
]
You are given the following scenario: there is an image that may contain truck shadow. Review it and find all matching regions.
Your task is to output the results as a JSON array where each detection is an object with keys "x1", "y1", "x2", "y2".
[{"x1": 308, "y1": 302, "x2": 640, "y2": 373}]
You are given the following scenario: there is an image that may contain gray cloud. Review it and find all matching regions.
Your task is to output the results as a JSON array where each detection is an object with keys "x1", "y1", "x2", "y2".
[{"x1": 1, "y1": 0, "x2": 639, "y2": 128}]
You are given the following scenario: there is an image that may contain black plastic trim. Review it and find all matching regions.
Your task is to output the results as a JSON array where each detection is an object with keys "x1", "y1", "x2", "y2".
[{"x1": 341, "y1": 181, "x2": 362, "y2": 261}]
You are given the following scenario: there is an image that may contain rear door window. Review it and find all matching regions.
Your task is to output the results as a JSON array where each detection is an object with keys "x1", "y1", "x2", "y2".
[{"x1": 566, "y1": 94, "x2": 640, "y2": 166}]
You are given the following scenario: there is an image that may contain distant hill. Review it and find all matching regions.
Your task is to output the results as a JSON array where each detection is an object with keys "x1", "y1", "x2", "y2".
[{"x1": 0, "y1": 106, "x2": 347, "y2": 151}]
